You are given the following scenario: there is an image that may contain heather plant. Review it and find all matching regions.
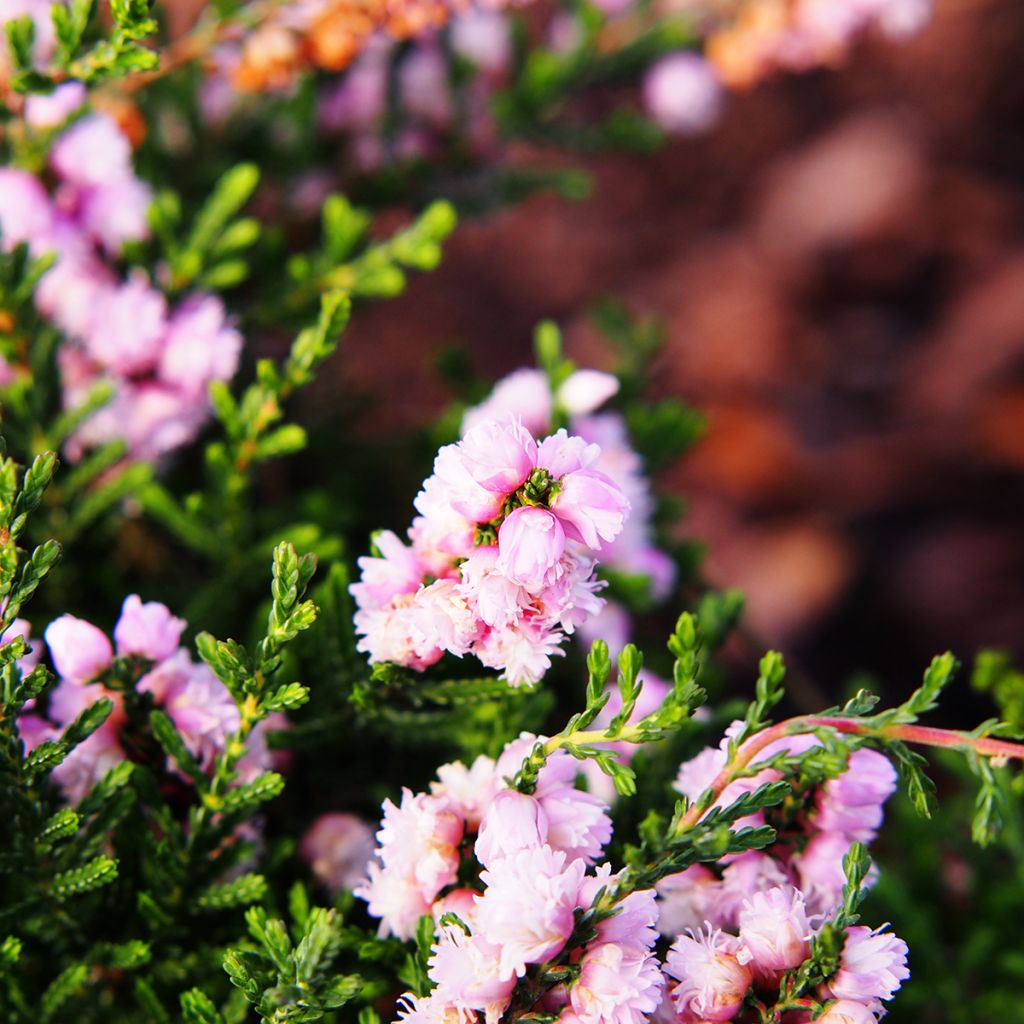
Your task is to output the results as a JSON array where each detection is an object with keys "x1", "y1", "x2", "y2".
[{"x1": 1, "y1": 1, "x2": 1021, "y2": 1022}]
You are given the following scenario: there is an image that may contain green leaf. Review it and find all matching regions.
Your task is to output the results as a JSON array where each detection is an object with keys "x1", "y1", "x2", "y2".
[
  {"x1": 181, "y1": 988, "x2": 226, "y2": 1024},
  {"x1": 215, "y1": 772, "x2": 285, "y2": 815},
  {"x1": 150, "y1": 709, "x2": 205, "y2": 783},
  {"x1": 187, "y1": 163, "x2": 260, "y2": 256},
  {"x1": 41, "y1": 962, "x2": 88, "y2": 1020},
  {"x1": 51, "y1": 855, "x2": 118, "y2": 899},
  {"x1": 197, "y1": 873, "x2": 268, "y2": 911}
]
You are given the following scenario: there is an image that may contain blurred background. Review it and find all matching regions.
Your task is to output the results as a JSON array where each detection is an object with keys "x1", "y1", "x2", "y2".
[{"x1": 323, "y1": 0, "x2": 1024, "y2": 717}]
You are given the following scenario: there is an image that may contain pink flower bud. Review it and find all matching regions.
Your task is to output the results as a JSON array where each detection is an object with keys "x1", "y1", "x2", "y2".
[
  {"x1": 113, "y1": 595, "x2": 187, "y2": 661},
  {"x1": 44, "y1": 615, "x2": 114, "y2": 684},
  {"x1": 24, "y1": 81, "x2": 86, "y2": 130},
  {"x1": 551, "y1": 469, "x2": 629, "y2": 549},
  {"x1": 556, "y1": 369, "x2": 619, "y2": 415},
  {"x1": 497, "y1": 506, "x2": 566, "y2": 587},
  {"x1": 301, "y1": 813, "x2": 377, "y2": 894},
  {"x1": 643, "y1": 53, "x2": 724, "y2": 136}
]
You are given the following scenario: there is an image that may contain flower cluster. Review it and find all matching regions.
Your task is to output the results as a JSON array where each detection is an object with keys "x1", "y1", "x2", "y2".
[
  {"x1": 652, "y1": 722, "x2": 907, "y2": 1023},
  {"x1": 221, "y1": 0, "x2": 518, "y2": 94},
  {"x1": 660, "y1": 723, "x2": 900, "y2": 932},
  {"x1": 687, "y1": 0, "x2": 933, "y2": 89},
  {"x1": 313, "y1": 8, "x2": 510, "y2": 174},
  {"x1": 358, "y1": 727, "x2": 909, "y2": 1024},
  {"x1": 17, "y1": 595, "x2": 281, "y2": 802},
  {"x1": 351, "y1": 416, "x2": 630, "y2": 684},
  {"x1": 358, "y1": 733, "x2": 663, "y2": 1024},
  {"x1": 462, "y1": 365, "x2": 674, "y2": 655},
  {"x1": 0, "y1": 102, "x2": 242, "y2": 463}
]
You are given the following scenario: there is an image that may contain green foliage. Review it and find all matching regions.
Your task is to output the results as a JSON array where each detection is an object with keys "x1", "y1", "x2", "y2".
[
  {"x1": 4, "y1": 0, "x2": 157, "y2": 93},
  {"x1": 286, "y1": 199, "x2": 457, "y2": 302},
  {"x1": 219, "y1": 905, "x2": 363, "y2": 1023}
]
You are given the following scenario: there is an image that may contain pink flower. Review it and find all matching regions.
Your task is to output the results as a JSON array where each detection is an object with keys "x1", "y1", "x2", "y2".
[
  {"x1": 300, "y1": 813, "x2": 377, "y2": 893},
  {"x1": 44, "y1": 615, "x2": 114, "y2": 684},
  {"x1": 473, "y1": 620, "x2": 567, "y2": 687},
  {"x1": 432, "y1": 888, "x2": 480, "y2": 931},
  {"x1": 0, "y1": 169, "x2": 53, "y2": 253},
  {"x1": 36, "y1": 248, "x2": 113, "y2": 340},
  {"x1": 77, "y1": 176, "x2": 153, "y2": 255},
  {"x1": 82, "y1": 275, "x2": 167, "y2": 375},
  {"x1": 24, "y1": 81, "x2": 86, "y2": 130},
  {"x1": 50, "y1": 114, "x2": 134, "y2": 188},
  {"x1": 815, "y1": 999, "x2": 878, "y2": 1024},
  {"x1": 113, "y1": 595, "x2": 187, "y2": 661},
  {"x1": 656, "y1": 867, "x2": 719, "y2": 938},
  {"x1": 431, "y1": 754, "x2": 501, "y2": 829},
  {"x1": 459, "y1": 418, "x2": 538, "y2": 495},
  {"x1": 428, "y1": 927, "x2": 517, "y2": 1024},
  {"x1": 665, "y1": 928, "x2": 752, "y2": 1022},
  {"x1": 158, "y1": 294, "x2": 243, "y2": 397},
  {"x1": 643, "y1": 53, "x2": 724, "y2": 136},
  {"x1": 317, "y1": 47, "x2": 389, "y2": 130},
  {"x1": 51, "y1": 722, "x2": 125, "y2": 804},
  {"x1": 396, "y1": 993, "x2": 474, "y2": 1024},
  {"x1": 17, "y1": 712, "x2": 55, "y2": 751},
  {"x1": 551, "y1": 469, "x2": 629, "y2": 549},
  {"x1": 795, "y1": 832, "x2": 875, "y2": 916},
  {"x1": 715, "y1": 852, "x2": 791, "y2": 929},
  {"x1": 571, "y1": 940, "x2": 663, "y2": 1024},
  {"x1": 536, "y1": 429, "x2": 600, "y2": 478},
  {"x1": 458, "y1": 545, "x2": 528, "y2": 629},
  {"x1": 814, "y1": 749, "x2": 897, "y2": 841},
  {"x1": 497, "y1": 507, "x2": 566, "y2": 587},
  {"x1": 399, "y1": 46, "x2": 452, "y2": 126},
  {"x1": 356, "y1": 789, "x2": 464, "y2": 938},
  {"x1": 352, "y1": 530, "x2": 427, "y2": 609},
  {"x1": 48, "y1": 677, "x2": 123, "y2": 728},
  {"x1": 827, "y1": 926, "x2": 909, "y2": 1008},
  {"x1": 475, "y1": 788, "x2": 548, "y2": 866},
  {"x1": 428, "y1": 441, "x2": 505, "y2": 523},
  {"x1": 475, "y1": 844, "x2": 586, "y2": 976},
  {"x1": 477, "y1": 741, "x2": 613, "y2": 864},
  {"x1": 557, "y1": 370, "x2": 619, "y2": 416},
  {"x1": 462, "y1": 368, "x2": 552, "y2": 436},
  {"x1": 2, "y1": 617, "x2": 41, "y2": 675},
  {"x1": 162, "y1": 661, "x2": 241, "y2": 769},
  {"x1": 737, "y1": 886, "x2": 811, "y2": 973},
  {"x1": 450, "y1": 9, "x2": 510, "y2": 77}
]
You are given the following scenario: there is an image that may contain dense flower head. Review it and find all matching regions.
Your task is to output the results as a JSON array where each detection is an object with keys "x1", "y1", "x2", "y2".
[
  {"x1": 21, "y1": 597, "x2": 278, "y2": 803},
  {"x1": 460, "y1": 365, "x2": 676, "y2": 652},
  {"x1": 0, "y1": 110, "x2": 242, "y2": 465},
  {"x1": 358, "y1": 715, "x2": 915, "y2": 1024},
  {"x1": 358, "y1": 731, "x2": 663, "y2": 1022},
  {"x1": 661, "y1": 723, "x2": 897, "y2": 931},
  {"x1": 352, "y1": 416, "x2": 630, "y2": 685}
]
